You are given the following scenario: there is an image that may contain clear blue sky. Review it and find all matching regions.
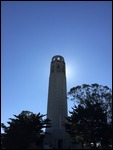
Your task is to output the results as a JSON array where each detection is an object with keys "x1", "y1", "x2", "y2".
[{"x1": 1, "y1": 1, "x2": 112, "y2": 128}]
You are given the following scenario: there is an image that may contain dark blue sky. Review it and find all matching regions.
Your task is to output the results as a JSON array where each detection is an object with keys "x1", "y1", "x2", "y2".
[{"x1": 1, "y1": 1, "x2": 112, "y2": 127}]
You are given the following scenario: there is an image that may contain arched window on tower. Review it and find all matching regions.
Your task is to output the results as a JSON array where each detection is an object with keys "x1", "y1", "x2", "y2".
[
  {"x1": 57, "y1": 57, "x2": 61, "y2": 62},
  {"x1": 57, "y1": 65, "x2": 61, "y2": 72},
  {"x1": 62, "y1": 66, "x2": 65, "y2": 74}
]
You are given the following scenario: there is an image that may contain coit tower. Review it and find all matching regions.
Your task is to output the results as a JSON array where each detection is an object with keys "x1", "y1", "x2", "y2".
[{"x1": 45, "y1": 55, "x2": 70, "y2": 149}]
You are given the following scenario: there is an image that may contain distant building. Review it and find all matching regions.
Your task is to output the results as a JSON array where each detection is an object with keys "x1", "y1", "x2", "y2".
[{"x1": 44, "y1": 55, "x2": 72, "y2": 149}]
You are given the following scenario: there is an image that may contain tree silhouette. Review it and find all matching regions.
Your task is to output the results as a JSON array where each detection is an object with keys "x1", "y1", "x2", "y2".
[
  {"x1": 65, "y1": 84, "x2": 112, "y2": 149},
  {"x1": 1, "y1": 111, "x2": 51, "y2": 149}
]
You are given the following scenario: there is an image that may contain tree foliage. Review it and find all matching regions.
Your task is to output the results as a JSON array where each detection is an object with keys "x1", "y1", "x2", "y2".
[
  {"x1": 65, "y1": 84, "x2": 112, "y2": 149},
  {"x1": 68, "y1": 84, "x2": 112, "y2": 123},
  {"x1": 1, "y1": 111, "x2": 51, "y2": 149}
]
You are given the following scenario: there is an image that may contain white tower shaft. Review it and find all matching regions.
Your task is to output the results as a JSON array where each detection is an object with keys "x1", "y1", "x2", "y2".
[{"x1": 45, "y1": 55, "x2": 70, "y2": 149}]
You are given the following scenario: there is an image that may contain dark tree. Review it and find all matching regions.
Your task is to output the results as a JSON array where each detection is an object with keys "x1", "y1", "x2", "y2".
[
  {"x1": 1, "y1": 111, "x2": 51, "y2": 149},
  {"x1": 65, "y1": 84, "x2": 112, "y2": 149}
]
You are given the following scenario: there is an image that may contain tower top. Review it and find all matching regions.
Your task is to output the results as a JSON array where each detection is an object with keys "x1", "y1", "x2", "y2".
[{"x1": 52, "y1": 55, "x2": 65, "y2": 63}]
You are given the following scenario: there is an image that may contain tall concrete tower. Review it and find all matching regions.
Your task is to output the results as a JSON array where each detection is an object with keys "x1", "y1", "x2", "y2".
[{"x1": 44, "y1": 55, "x2": 70, "y2": 149}]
